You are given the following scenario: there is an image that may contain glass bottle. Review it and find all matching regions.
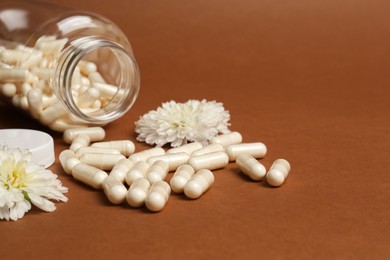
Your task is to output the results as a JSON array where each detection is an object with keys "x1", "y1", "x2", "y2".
[{"x1": 0, "y1": 0, "x2": 140, "y2": 131}]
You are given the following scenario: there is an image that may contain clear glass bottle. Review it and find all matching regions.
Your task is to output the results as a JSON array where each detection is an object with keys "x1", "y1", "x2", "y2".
[{"x1": 0, "y1": 0, "x2": 140, "y2": 131}]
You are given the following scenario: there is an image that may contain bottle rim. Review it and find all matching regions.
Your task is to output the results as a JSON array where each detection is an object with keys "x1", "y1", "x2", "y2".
[{"x1": 53, "y1": 36, "x2": 140, "y2": 124}]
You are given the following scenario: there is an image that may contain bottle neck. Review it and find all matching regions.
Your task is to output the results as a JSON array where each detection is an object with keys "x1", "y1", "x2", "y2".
[{"x1": 53, "y1": 36, "x2": 140, "y2": 124}]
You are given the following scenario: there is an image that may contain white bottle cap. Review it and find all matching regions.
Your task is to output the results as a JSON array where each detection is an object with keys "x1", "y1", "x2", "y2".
[{"x1": 0, "y1": 129, "x2": 54, "y2": 168}]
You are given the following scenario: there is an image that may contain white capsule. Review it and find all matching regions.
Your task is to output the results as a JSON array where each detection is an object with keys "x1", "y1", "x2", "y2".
[
  {"x1": 266, "y1": 159, "x2": 291, "y2": 187},
  {"x1": 146, "y1": 152, "x2": 190, "y2": 172},
  {"x1": 77, "y1": 87, "x2": 100, "y2": 108},
  {"x1": 191, "y1": 143, "x2": 225, "y2": 157},
  {"x1": 75, "y1": 147, "x2": 121, "y2": 158},
  {"x1": 109, "y1": 158, "x2": 134, "y2": 183},
  {"x1": 102, "y1": 175, "x2": 128, "y2": 204},
  {"x1": 1, "y1": 83, "x2": 17, "y2": 97},
  {"x1": 91, "y1": 82, "x2": 118, "y2": 99},
  {"x1": 226, "y1": 142, "x2": 267, "y2": 161},
  {"x1": 11, "y1": 95, "x2": 21, "y2": 107},
  {"x1": 146, "y1": 160, "x2": 169, "y2": 184},
  {"x1": 88, "y1": 71, "x2": 106, "y2": 84},
  {"x1": 126, "y1": 178, "x2": 150, "y2": 208},
  {"x1": 81, "y1": 76, "x2": 91, "y2": 86},
  {"x1": 184, "y1": 169, "x2": 214, "y2": 199},
  {"x1": 0, "y1": 49, "x2": 30, "y2": 64},
  {"x1": 187, "y1": 151, "x2": 229, "y2": 171},
  {"x1": 170, "y1": 164, "x2": 195, "y2": 193},
  {"x1": 71, "y1": 67, "x2": 82, "y2": 87},
  {"x1": 59, "y1": 149, "x2": 77, "y2": 175},
  {"x1": 236, "y1": 154, "x2": 266, "y2": 181},
  {"x1": 49, "y1": 119, "x2": 90, "y2": 132},
  {"x1": 166, "y1": 142, "x2": 203, "y2": 155},
  {"x1": 71, "y1": 162, "x2": 108, "y2": 189},
  {"x1": 21, "y1": 82, "x2": 32, "y2": 96},
  {"x1": 27, "y1": 88, "x2": 42, "y2": 119},
  {"x1": 64, "y1": 157, "x2": 82, "y2": 175},
  {"x1": 125, "y1": 161, "x2": 150, "y2": 186},
  {"x1": 91, "y1": 140, "x2": 135, "y2": 157},
  {"x1": 210, "y1": 131, "x2": 243, "y2": 147},
  {"x1": 37, "y1": 38, "x2": 68, "y2": 56},
  {"x1": 0, "y1": 68, "x2": 31, "y2": 82},
  {"x1": 63, "y1": 127, "x2": 105, "y2": 144},
  {"x1": 145, "y1": 181, "x2": 171, "y2": 212},
  {"x1": 20, "y1": 50, "x2": 43, "y2": 69},
  {"x1": 40, "y1": 101, "x2": 69, "y2": 125},
  {"x1": 41, "y1": 94, "x2": 57, "y2": 108},
  {"x1": 128, "y1": 147, "x2": 165, "y2": 163},
  {"x1": 78, "y1": 60, "x2": 97, "y2": 75},
  {"x1": 79, "y1": 153, "x2": 125, "y2": 171},
  {"x1": 69, "y1": 134, "x2": 91, "y2": 152}
]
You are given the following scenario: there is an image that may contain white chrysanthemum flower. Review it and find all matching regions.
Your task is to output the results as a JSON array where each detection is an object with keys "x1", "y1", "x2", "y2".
[
  {"x1": 0, "y1": 146, "x2": 68, "y2": 221},
  {"x1": 135, "y1": 99, "x2": 231, "y2": 147}
]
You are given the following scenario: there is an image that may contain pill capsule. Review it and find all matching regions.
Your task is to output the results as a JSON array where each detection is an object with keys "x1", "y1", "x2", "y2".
[
  {"x1": 102, "y1": 175, "x2": 128, "y2": 204},
  {"x1": 187, "y1": 151, "x2": 229, "y2": 171},
  {"x1": 210, "y1": 131, "x2": 243, "y2": 147},
  {"x1": 1, "y1": 83, "x2": 17, "y2": 97},
  {"x1": 128, "y1": 147, "x2": 165, "y2": 163},
  {"x1": 79, "y1": 153, "x2": 125, "y2": 171},
  {"x1": 91, "y1": 140, "x2": 135, "y2": 157},
  {"x1": 31, "y1": 67, "x2": 54, "y2": 80},
  {"x1": 126, "y1": 178, "x2": 151, "y2": 208},
  {"x1": 69, "y1": 134, "x2": 91, "y2": 152},
  {"x1": 0, "y1": 68, "x2": 30, "y2": 82},
  {"x1": 63, "y1": 127, "x2": 105, "y2": 144},
  {"x1": 266, "y1": 159, "x2": 291, "y2": 187},
  {"x1": 20, "y1": 50, "x2": 43, "y2": 69},
  {"x1": 146, "y1": 160, "x2": 169, "y2": 185},
  {"x1": 49, "y1": 119, "x2": 90, "y2": 132},
  {"x1": 226, "y1": 142, "x2": 267, "y2": 161},
  {"x1": 71, "y1": 162, "x2": 108, "y2": 189},
  {"x1": 92, "y1": 82, "x2": 118, "y2": 99},
  {"x1": 59, "y1": 149, "x2": 77, "y2": 175},
  {"x1": 170, "y1": 164, "x2": 195, "y2": 193},
  {"x1": 37, "y1": 38, "x2": 68, "y2": 55},
  {"x1": 125, "y1": 161, "x2": 150, "y2": 186},
  {"x1": 109, "y1": 158, "x2": 134, "y2": 183},
  {"x1": 75, "y1": 147, "x2": 121, "y2": 158},
  {"x1": 78, "y1": 60, "x2": 97, "y2": 75},
  {"x1": 191, "y1": 143, "x2": 225, "y2": 157},
  {"x1": 145, "y1": 181, "x2": 171, "y2": 212},
  {"x1": 184, "y1": 169, "x2": 214, "y2": 199},
  {"x1": 166, "y1": 142, "x2": 203, "y2": 155},
  {"x1": 236, "y1": 154, "x2": 266, "y2": 181},
  {"x1": 26, "y1": 88, "x2": 43, "y2": 119},
  {"x1": 146, "y1": 152, "x2": 190, "y2": 172},
  {"x1": 77, "y1": 87, "x2": 100, "y2": 108},
  {"x1": 0, "y1": 49, "x2": 30, "y2": 64},
  {"x1": 88, "y1": 71, "x2": 106, "y2": 84},
  {"x1": 40, "y1": 101, "x2": 68, "y2": 125}
]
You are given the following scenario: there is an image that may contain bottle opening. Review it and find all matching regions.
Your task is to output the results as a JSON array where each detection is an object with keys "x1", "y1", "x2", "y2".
[{"x1": 54, "y1": 36, "x2": 140, "y2": 124}]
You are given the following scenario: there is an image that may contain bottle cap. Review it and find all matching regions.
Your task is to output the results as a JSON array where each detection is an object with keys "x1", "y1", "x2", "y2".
[{"x1": 0, "y1": 129, "x2": 54, "y2": 168}]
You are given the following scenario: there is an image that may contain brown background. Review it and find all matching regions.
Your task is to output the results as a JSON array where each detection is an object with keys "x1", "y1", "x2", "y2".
[{"x1": 1, "y1": 0, "x2": 390, "y2": 259}]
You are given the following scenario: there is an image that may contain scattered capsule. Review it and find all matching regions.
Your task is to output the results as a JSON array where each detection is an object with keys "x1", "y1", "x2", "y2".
[
  {"x1": 191, "y1": 143, "x2": 225, "y2": 157},
  {"x1": 170, "y1": 164, "x2": 195, "y2": 193},
  {"x1": 102, "y1": 175, "x2": 128, "y2": 204},
  {"x1": 71, "y1": 161, "x2": 108, "y2": 189},
  {"x1": 1, "y1": 83, "x2": 17, "y2": 97},
  {"x1": 59, "y1": 149, "x2": 77, "y2": 175},
  {"x1": 236, "y1": 154, "x2": 266, "y2": 181},
  {"x1": 77, "y1": 87, "x2": 100, "y2": 108},
  {"x1": 210, "y1": 131, "x2": 242, "y2": 147},
  {"x1": 184, "y1": 169, "x2": 214, "y2": 199},
  {"x1": 266, "y1": 159, "x2": 291, "y2": 187},
  {"x1": 146, "y1": 160, "x2": 169, "y2": 185},
  {"x1": 69, "y1": 134, "x2": 91, "y2": 152},
  {"x1": 109, "y1": 158, "x2": 134, "y2": 183},
  {"x1": 75, "y1": 147, "x2": 121, "y2": 158},
  {"x1": 91, "y1": 140, "x2": 135, "y2": 157},
  {"x1": 63, "y1": 127, "x2": 105, "y2": 144},
  {"x1": 145, "y1": 181, "x2": 171, "y2": 212},
  {"x1": 166, "y1": 142, "x2": 203, "y2": 155},
  {"x1": 26, "y1": 88, "x2": 43, "y2": 119},
  {"x1": 126, "y1": 178, "x2": 150, "y2": 208},
  {"x1": 128, "y1": 147, "x2": 165, "y2": 163},
  {"x1": 226, "y1": 142, "x2": 267, "y2": 161},
  {"x1": 79, "y1": 153, "x2": 125, "y2": 171},
  {"x1": 125, "y1": 161, "x2": 150, "y2": 186},
  {"x1": 0, "y1": 68, "x2": 30, "y2": 82},
  {"x1": 187, "y1": 151, "x2": 229, "y2": 171},
  {"x1": 146, "y1": 152, "x2": 190, "y2": 172},
  {"x1": 40, "y1": 101, "x2": 69, "y2": 125}
]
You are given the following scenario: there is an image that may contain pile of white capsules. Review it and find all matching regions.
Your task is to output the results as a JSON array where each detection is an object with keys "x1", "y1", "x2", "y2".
[
  {"x1": 59, "y1": 127, "x2": 291, "y2": 212},
  {"x1": 0, "y1": 36, "x2": 116, "y2": 131}
]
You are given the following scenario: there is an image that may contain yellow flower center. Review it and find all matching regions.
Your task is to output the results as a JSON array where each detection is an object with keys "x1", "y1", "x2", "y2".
[{"x1": 2, "y1": 157, "x2": 28, "y2": 189}]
